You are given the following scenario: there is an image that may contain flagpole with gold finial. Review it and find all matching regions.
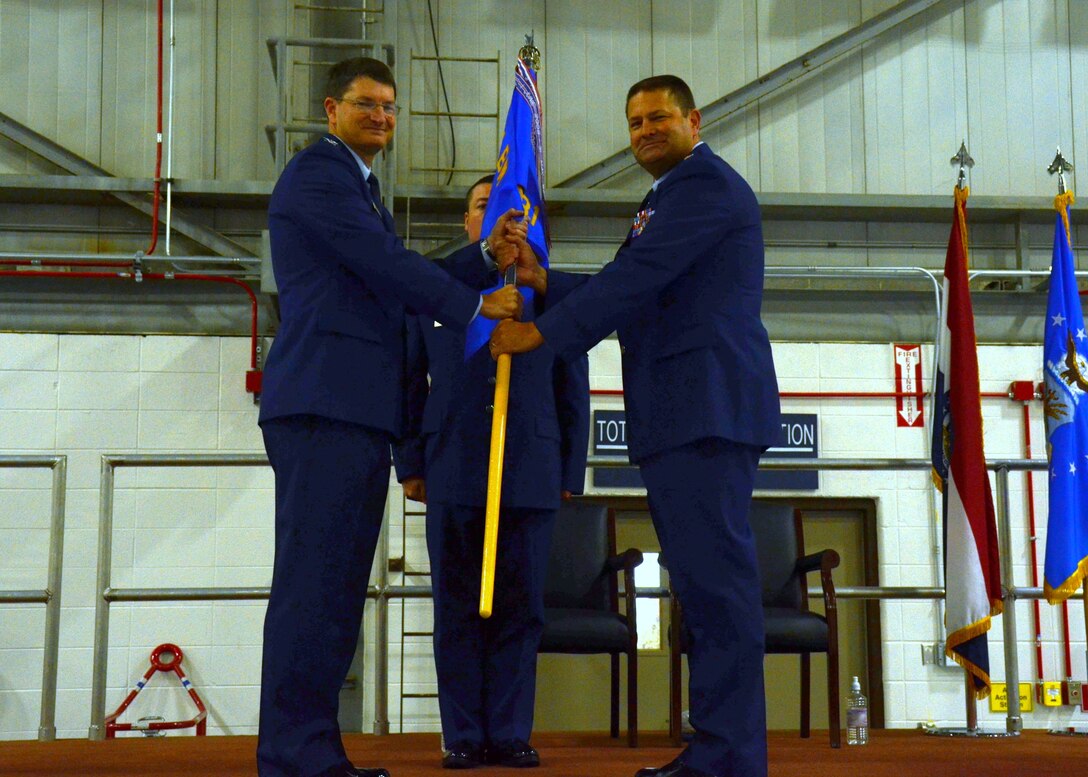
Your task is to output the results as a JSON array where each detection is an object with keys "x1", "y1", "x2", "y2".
[
  {"x1": 1046, "y1": 147, "x2": 1085, "y2": 703},
  {"x1": 480, "y1": 35, "x2": 541, "y2": 619}
]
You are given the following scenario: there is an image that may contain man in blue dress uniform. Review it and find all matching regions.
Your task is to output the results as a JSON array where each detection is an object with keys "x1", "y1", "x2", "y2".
[
  {"x1": 394, "y1": 176, "x2": 590, "y2": 769},
  {"x1": 490, "y1": 75, "x2": 781, "y2": 777},
  {"x1": 257, "y1": 57, "x2": 523, "y2": 777}
]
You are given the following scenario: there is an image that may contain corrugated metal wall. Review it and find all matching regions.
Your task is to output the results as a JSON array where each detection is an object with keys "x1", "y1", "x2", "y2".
[{"x1": 0, "y1": 0, "x2": 1083, "y2": 195}]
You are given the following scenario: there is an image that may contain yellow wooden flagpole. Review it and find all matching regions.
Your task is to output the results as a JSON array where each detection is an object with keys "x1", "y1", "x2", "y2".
[
  {"x1": 479, "y1": 262, "x2": 519, "y2": 617},
  {"x1": 479, "y1": 342, "x2": 513, "y2": 618}
]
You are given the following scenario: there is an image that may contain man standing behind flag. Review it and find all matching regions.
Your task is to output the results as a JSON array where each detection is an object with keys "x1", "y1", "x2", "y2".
[
  {"x1": 491, "y1": 75, "x2": 780, "y2": 777},
  {"x1": 463, "y1": 53, "x2": 549, "y2": 358},
  {"x1": 930, "y1": 182, "x2": 1002, "y2": 698},
  {"x1": 1042, "y1": 188, "x2": 1088, "y2": 602},
  {"x1": 394, "y1": 175, "x2": 589, "y2": 770}
]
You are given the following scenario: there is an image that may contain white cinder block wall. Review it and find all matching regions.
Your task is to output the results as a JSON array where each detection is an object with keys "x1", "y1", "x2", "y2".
[{"x1": 1, "y1": 333, "x2": 1085, "y2": 739}]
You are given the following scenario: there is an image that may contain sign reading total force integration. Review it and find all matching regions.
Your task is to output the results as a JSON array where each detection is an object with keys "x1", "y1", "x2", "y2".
[
  {"x1": 591, "y1": 410, "x2": 818, "y2": 491},
  {"x1": 592, "y1": 410, "x2": 643, "y2": 488},
  {"x1": 759, "y1": 414, "x2": 819, "y2": 490}
]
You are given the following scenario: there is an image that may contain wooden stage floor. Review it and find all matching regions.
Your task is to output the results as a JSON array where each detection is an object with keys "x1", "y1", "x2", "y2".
[{"x1": 1, "y1": 730, "x2": 1083, "y2": 776}]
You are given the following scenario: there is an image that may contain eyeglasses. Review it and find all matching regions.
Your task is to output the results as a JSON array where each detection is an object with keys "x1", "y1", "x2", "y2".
[{"x1": 338, "y1": 98, "x2": 400, "y2": 117}]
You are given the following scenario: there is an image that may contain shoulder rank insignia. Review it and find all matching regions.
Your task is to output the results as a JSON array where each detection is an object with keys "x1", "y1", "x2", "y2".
[{"x1": 631, "y1": 207, "x2": 654, "y2": 238}]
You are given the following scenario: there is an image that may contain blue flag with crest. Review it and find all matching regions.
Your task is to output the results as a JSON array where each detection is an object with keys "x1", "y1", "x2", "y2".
[
  {"x1": 463, "y1": 56, "x2": 548, "y2": 358},
  {"x1": 1042, "y1": 191, "x2": 1088, "y2": 602}
]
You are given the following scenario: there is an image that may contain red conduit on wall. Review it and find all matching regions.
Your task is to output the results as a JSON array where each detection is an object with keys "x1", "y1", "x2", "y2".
[
  {"x1": 0, "y1": 269, "x2": 260, "y2": 384},
  {"x1": 1020, "y1": 398, "x2": 1046, "y2": 686},
  {"x1": 145, "y1": 0, "x2": 165, "y2": 256},
  {"x1": 0, "y1": 259, "x2": 132, "y2": 268}
]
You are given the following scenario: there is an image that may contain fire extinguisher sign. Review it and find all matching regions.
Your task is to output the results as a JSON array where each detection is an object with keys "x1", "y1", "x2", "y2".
[{"x1": 894, "y1": 344, "x2": 924, "y2": 428}]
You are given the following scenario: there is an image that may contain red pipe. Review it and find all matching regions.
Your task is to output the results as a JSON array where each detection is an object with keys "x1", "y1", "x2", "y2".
[
  {"x1": 0, "y1": 259, "x2": 132, "y2": 268},
  {"x1": 0, "y1": 269, "x2": 259, "y2": 371},
  {"x1": 1021, "y1": 403, "x2": 1046, "y2": 684},
  {"x1": 145, "y1": 0, "x2": 165, "y2": 256},
  {"x1": 172, "y1": 273, "x2": 260, "y2": 370}
]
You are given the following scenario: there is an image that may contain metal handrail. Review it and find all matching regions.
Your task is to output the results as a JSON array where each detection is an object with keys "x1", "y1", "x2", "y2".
[
  {"x1": 88, "y1": 452, "x2": 1043, "y2": 739},
  {"x1": 88, "y1": 453, "x2": 268, "y2": 740},
  {"x1": 0, "y1": 455, "x2": 67, "y2": 741}
]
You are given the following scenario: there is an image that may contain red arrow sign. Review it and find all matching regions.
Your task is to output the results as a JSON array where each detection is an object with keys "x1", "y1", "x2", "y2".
[{"x1": 894, "y1": 344, "x2": 924, "y2": 427}]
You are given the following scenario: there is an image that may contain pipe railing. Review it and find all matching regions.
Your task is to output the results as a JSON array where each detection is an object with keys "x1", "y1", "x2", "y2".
[
  {"x1": 89, "y1": 452, "x2": 1047, "y2": 739},
  {"x1": 0, "y1": 455, "x2": 67, "y2": 741}
]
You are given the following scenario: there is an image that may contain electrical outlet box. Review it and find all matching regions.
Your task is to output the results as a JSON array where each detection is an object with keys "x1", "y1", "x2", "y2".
[
  {"x1": 920, "y1": 642, "x2": 949, "y2": 666},
  {"x1": 1062, "y1": 680, "x2": 1083, "y2": 706},
  {"x1": 1009, "y1": 380, "x2": 1036, "y2": 401},
  {"x1": 1041, "y1": 681, "x2": 1062, "y2": 707},
  {"x1": 990, "y1": 683, "x2": 1034, "y2": 713}
]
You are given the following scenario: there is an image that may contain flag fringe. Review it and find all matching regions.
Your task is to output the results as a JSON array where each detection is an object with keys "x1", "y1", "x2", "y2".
[
  {"x1": 1055, "y1": 191, "x2": 1075, "y2": 248},
  {"x1": 944, "y1": 613, "x2": 995, "y2": 699},
  {"x1": 1044, "y1": 555, "x2": 1088, "y2": 604},
  {"x1": 954, "y1": 186, "x2": 969, "y2": 251}
]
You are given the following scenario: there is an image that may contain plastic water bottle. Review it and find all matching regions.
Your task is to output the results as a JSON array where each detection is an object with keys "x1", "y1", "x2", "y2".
[{"x1": 846, "y1": 675, "x2": 868, "y2": 745}]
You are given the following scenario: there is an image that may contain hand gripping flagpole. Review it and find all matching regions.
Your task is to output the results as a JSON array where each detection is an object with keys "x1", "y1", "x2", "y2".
[{"x1": 480, "y1": 36, "x2": 543, "y2": 619}]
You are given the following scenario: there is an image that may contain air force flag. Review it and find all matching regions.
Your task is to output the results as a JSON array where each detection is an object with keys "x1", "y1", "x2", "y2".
[
  {"x1": 1043, "y1": 191, "x2": 1088, "y2": 602},
  {"x1": 464, "y1": 56, "x2": 549, "y2": 358}
]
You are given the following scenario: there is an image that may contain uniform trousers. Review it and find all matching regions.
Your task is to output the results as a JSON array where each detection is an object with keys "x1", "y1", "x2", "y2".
[
  {"x1": 257, "y1": 415, "x2": 391, "y2": 777},
  {"x1": 638, "y1": 436, "x2": 766, "y2": 777},
  {"x1": 426, "y1": 502, "x2": 555, "y2": 747}
]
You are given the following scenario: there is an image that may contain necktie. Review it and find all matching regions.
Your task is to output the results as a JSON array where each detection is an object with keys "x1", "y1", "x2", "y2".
[{"x1": 367, "y1": 173, "x2": 394, "y2": 232}]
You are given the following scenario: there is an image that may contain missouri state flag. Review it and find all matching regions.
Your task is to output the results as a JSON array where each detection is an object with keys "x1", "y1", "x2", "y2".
[
  {"x1": 1042, "y1": 190, "x2": 1088, "y2": 603},
  {"x1": 931, "y1": 185, "x2": 1003, "y2": 698},
  {"x1": 464, "y1": 55, "x2": 549, "y2": 358}
]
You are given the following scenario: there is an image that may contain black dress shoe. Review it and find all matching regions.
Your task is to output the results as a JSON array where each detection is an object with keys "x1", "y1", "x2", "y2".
[
  {"x1": 348, "y1": 768, "x2": 390, "y2": 777},
  {"x1": 485, "y1": 739, "x2": 540, "y2": 768},
  {"x1": 442, "y1": 741, "x2": 484, "y2": 769},
  {"x1": 634, "y1": 757, "x2": 716, "y2": 777}
]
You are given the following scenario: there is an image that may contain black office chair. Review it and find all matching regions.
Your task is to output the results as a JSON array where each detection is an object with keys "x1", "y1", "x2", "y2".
[
  {"x1": 668, "y1": 501, "x2": 842, "y2": 748},
  {"x1": 539, "y1": 501, "x2": 643, "y2": 746}
]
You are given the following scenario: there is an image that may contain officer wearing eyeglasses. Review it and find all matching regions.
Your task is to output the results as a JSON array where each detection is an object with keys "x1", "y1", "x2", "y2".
[{"x1": 257, "y1": 57, "x2": 525, "y2": 777}]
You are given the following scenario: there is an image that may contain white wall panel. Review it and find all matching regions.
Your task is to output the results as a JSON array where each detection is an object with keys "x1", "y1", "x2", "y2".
[
  {"x1": 100, "y1": 0, "x2": 217, "y2": 179},
  {"x1": 99, "y1": 1, "x2": 157, "y2": 177},
  {"x1": 1072, "y1": 0, "x2": 1087, "y2": 203},
  {"x1": 648, "y1": 1, "x2": 761, "y2": 187},
  {"x1": 0, "y1": 1, "x2": 102, "y2": 174},
  {"x1": 214, "y1": 0, "x2": 289, "y2": 181},
  {"x1": 757, "y1": 2, "x2": 859, "y2": 193},
  {"x1": 542, "y1": 1, "x2": 651, "y2": 186},
  {"x1": 964, "y1": 0, "x2": 1074, "y2": 197},
  {"x1": 860, "y1": 1, "x2": 968, "y2": 194}
]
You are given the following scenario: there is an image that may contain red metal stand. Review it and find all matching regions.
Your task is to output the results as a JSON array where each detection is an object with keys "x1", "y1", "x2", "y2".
[{"x1": 105, "y1": 643, "x2": 208, "y2": 738}]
